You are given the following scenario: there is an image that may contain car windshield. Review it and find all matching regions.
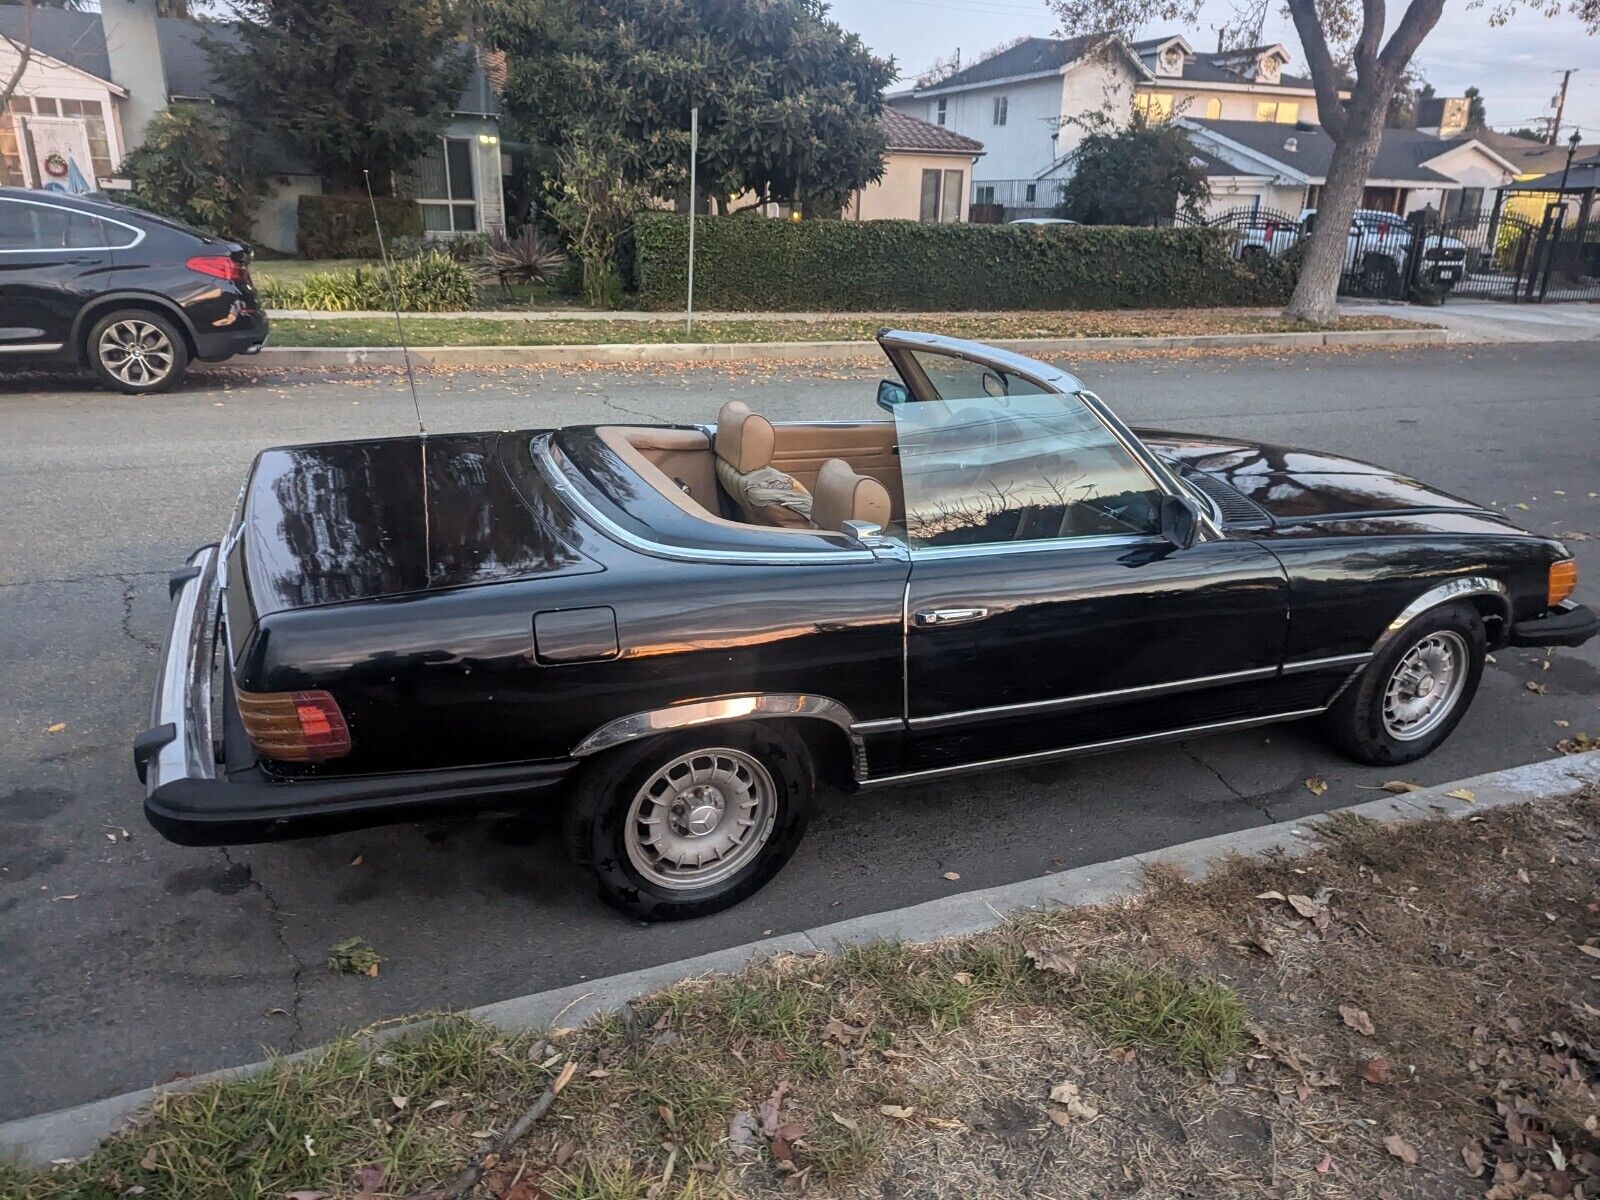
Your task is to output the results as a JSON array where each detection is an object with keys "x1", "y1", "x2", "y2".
[{"x1": 892, "y1": 390, "x2": 1166, "y2": 549}]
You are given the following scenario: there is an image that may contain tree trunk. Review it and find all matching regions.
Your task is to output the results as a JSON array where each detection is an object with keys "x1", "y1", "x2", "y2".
[{"x1": 1284, "y1": 114, "x2": 1386, "y2": 324}]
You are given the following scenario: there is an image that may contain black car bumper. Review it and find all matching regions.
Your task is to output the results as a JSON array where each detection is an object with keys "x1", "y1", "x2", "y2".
[
  {"x1": 192, "y1": 311, "x2": 269, "y2": 362},
  {"x1": 135, "y1": 546, "x2": 577, "y2": 846},
  {"x1": 1508, "y1": 600, "x2": 1598, "y2": 648}
]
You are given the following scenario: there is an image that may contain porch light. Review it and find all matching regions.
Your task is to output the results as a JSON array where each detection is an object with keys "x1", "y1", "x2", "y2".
[{"x1": 478, "y1": 132, "x2": 499, "y2": 145}]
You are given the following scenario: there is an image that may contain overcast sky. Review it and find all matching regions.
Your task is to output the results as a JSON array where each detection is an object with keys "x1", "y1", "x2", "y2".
[{"x1": 829, "y1": 0, "x2": 1599, "y2": 139}]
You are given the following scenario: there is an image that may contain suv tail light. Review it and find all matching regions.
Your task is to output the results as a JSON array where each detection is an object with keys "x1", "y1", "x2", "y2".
[
  {"x1": 187, "y1": 255, "x2": 251, "y2": 286},
  {"x1": 1549, "y1": 559, "x2": 1578, "y2": 607},
  {"x1": 236, "y1": 688, "x2": 352, "y2": 761}
]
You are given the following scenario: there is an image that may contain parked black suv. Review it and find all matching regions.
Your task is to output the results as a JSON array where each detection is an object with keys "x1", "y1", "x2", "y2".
[{"x1": 0, "y1": 188, "x2": 268, "y2": 393}]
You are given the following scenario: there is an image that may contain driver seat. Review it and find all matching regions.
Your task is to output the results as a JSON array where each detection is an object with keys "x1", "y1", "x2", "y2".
[{"x1": 713, "y1": 401, "x2": 814, "y2": 528}]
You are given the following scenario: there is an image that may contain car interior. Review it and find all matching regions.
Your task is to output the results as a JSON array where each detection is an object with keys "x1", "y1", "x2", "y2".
[{"x1": 595, "y1": 400, "x2": 904, "y2": 540}]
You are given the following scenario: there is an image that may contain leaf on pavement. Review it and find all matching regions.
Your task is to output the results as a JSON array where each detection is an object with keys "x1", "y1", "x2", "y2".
[
  {"x1": 326, "y1": 937, "x2": 381, "y2": 977},
  {"x1": 1445, "y1": 788, "x2": 1476, "y2": 802},
  {"x1": 1379, "y1": 780, "x2": 1422, "y2": 793},
  {"x1": 1526, "y1": 680, "x2": 1548, "y2": 694},
  {"x1": 1304, "y1": 776, "x2": 1328, "y2": 796},
  {"x1": 1340, "y1": 1004, "x2": 1376, "y2": 1037},
  {"x1": 941, "y1": 870, "x2": 961, "y2": 881},
  {"x1": 45, "y1": 722, "x2": 66, "y2": 734},
  {"x1": 1384, "y1": 1134, "x2": 1419, "y2": 1165}
]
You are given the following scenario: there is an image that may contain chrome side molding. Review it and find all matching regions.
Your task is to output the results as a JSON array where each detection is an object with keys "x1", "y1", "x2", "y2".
[{"x1": 572, "y1": 693, "x2": 869, "y2": 778}]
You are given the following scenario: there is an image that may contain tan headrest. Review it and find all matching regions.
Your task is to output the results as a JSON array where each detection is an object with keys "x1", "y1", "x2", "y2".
[
  {"x1": 713, "y1": 401, "x2": 775, "y2": 474},
  {"x1": 812, "y1": 458, "x2": 892, "y2": 533}
]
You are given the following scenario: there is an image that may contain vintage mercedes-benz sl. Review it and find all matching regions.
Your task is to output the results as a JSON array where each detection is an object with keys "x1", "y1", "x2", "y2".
[{"x1": 136, "y1": 332, "x2": 1596, "y2": 919}]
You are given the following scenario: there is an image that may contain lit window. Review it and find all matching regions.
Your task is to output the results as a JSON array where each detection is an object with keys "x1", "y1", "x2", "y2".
[
  {"x1": 1205, "y1": 97, "x2": 1222, "y2": 120},
  {"x1": 1134, "y1": 92, "x2": 1174, "y2": 122},
  {"x1": 935, "y1": 98, "x2": 947, "y2": 126},
  {"x1": 993, "y1": 96, "x2": 1007, "y2": 126},
  {"x1": 1256, "y1": 100, "x2": 1300, "y2": 124}
]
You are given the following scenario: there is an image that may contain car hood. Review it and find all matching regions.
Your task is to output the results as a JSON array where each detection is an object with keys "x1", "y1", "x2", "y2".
[
  {"x1": 237, "y1": 429, "x2": 600, "y2": 616},
  {"x1": 1137, "y1": 430, "x2": 1506, "y2": 524}
]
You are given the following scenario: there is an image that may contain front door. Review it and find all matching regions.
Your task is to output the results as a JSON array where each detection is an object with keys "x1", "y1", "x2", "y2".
[
  {"x1": 883, "y1": 340, "x2": 1290, "y2": 774},
  {"x1": 0, "y1": 197, "x2": 123, "y2": 352}
]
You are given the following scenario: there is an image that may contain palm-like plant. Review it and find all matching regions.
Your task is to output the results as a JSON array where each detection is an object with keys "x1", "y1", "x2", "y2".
[{"x1": 481, "y1": 228, "x2": 568, "y2": 289}]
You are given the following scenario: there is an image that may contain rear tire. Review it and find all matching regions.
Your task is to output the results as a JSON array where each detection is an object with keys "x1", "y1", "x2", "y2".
[
  {"x1": 564, "y1": 722, "x2": 816, "y2": 921},
  {"x1": 1324, "y1": 602, "x2": 1485, "y2": 765},
  {"x1": 86, "y1": 309, "x2": 189, "y2": 394}
]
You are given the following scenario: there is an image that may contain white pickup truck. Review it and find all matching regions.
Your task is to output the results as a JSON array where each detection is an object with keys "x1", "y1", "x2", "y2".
[{"x1": 1236, "y1": 208, "x2": 1469, "y2": 293}]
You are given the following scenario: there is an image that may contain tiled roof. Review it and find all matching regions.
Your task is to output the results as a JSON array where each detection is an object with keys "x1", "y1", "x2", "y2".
[
  {"x1": 880, "y1": 108, "x2": 983, "y2": 155},
  {"x1": 1185, "y1": 119, "x2": 1464, "y2": 185},
  {"x1": 915, "y1": 35, "x2": 1106, "y2": 92}
]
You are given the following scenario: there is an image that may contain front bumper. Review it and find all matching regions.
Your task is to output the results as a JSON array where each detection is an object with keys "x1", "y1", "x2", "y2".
[
  {"x1": 1508, "y1": 600, "x2": 1598, "y2": 648},
  {"x1": 135, "y1": 546, "x2": 576, "y2": 846}
]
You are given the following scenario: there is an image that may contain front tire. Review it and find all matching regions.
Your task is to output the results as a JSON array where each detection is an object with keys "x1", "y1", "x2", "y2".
[
  {"x1": 86, "y1": 309, "x2": 189, "y2": 394},
  {"x1": 564, "y1": 723, "x2": 816, "y2": 921},
  {"x1": 1325, "y1": 602, "x2": 1486, "y2": 765}
]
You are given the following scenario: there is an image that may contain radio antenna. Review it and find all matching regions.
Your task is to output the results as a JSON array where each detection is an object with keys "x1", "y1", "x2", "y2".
[{"x1": 363, "y1": 168, "x2": 426, "y2": 438}]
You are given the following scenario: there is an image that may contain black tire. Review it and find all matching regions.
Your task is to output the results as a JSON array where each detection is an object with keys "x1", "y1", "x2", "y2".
[
  {"x1": 1324, "y1": 602, "x2": 1486, "y2": 766},
  {"x1": 85, "y1": 308, "x2": 189, "y2": 394},
  {"x1": 564, "y1": 722, "x2": 816, "y2": 921}
]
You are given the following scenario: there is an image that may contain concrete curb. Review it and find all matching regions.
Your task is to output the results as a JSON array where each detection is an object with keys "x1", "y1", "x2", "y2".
[
  {"x1": 5, "y1": 747, "x2": 1594, "y2": 1168},
  {"x1": 216, "y1": 326, "x2": 1450, "y2": 371}
]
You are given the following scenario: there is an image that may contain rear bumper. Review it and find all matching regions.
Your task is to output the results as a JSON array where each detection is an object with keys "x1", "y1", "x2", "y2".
[
  {"x1": 193, "y1": 310, "x2": 269, "y2": 362},
  {"x1": 135, "y1": 546, "x2": 577, "y2": 846},
  {"x1": 1508, "y1": 600, "x2": 1598, "y2": 648}
]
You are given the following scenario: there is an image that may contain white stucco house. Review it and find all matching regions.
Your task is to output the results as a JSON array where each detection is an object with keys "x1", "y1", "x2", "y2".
[{"x1": 0, "y1": 1, "x2": 506, "y2": 252}]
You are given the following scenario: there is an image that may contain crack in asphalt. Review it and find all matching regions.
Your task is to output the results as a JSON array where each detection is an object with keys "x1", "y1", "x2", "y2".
[
  {"x1": 117, "y1": 576, "x2": 163, "y2": 654},
  {"x1": 219, "y1": 847, "x2": 306, "y2": 1044},
  {"x1": 0, "y1": 568, "x2": 167, "y2": 591},
  {"x1": 1182, "y1": 745, "x2": 1276, "y2": 823},
  {"x1": 597, "y1": 392, "x2": 675, "y2": 424}
]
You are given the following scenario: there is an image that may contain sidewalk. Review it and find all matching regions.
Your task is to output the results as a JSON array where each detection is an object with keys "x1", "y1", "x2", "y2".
[{"x1": 1342, "y1": 297, "x2": 1600, "y2": 342}]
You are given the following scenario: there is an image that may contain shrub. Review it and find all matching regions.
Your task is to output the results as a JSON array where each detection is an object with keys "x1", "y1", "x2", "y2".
[
  {"x1": 122, "y1": 106, "x2": 261, "y2": 241},
  {"x1": 633, "y1": 214, "x2": 1293, "y2": 311},
  {"x1": 480, "y1": 228, "x2": 568, "y2": 287},
  {"x1": 258, "y1": 252, "x2": 479, "y2": 311},
  {"x1": 297, "y1": 195, "x2": 423, "y2": 259}
]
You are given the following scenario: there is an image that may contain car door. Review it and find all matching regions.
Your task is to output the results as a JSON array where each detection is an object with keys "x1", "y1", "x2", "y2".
[
  {"x1": 880, "y1": 336, "x2": 1291, "y2": 776},
  {"x1": 0, "y1": 197, "x2": 123, "y2": 353}
]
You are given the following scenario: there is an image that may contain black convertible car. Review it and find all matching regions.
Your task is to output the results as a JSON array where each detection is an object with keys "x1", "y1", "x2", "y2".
[{"x1": 136, "y1": 332, "x2": 1595, "y2": 919}]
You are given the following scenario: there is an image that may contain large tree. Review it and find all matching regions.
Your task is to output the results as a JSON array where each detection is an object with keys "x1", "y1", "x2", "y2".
[
  {"x1": 479, "y1": 0, "x2": 895, "y2": 214},
  {"x1": 1048, "y1": 0, "x2": 1598, "y2": 323},
  {"x1": 1058, "y1": 113, "x2": 1210, "y2": 224},
  {"x1": 213, "y1": 0, "x2": 470, "y2": 195}
]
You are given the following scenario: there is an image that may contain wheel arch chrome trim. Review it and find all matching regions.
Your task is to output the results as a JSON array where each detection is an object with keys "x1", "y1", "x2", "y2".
[
  {"x1": 1373, "y1": 576, "x2": 1511, "y2": 656},
  {"x1": 571, "y1": 693, "x2": 870, "y2": 778}
]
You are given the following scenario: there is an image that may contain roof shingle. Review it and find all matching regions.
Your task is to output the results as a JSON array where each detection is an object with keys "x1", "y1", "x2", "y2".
[
  {"x1": 1185, "y1": 118, "x2": 1467, "y2": 185},
  {"x1": 880, "y1": 108, "x2": 983, "y2": 155}
]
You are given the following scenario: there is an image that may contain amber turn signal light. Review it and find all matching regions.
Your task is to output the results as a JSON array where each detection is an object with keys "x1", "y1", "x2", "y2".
[
  {"x1": 236, "y1": 688, "x2": 352, "y2": 761},
  {"x1": 1549, "y1": 559, "x2": 1578, "y2": 607}
]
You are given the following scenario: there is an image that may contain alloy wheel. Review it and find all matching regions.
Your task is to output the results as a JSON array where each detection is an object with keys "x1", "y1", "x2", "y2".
[
  {"x1": 1381, "y1": 629, "x2": 1469, "y2": 741},
  {"x1": 98, "y1": 319, "x2": 176, "y2": 388},
  {"x1": 623, "y1": 748, "x2": 778, "y2": 889}
]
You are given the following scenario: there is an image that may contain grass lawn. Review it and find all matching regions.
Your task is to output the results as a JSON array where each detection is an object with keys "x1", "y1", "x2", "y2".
[
  {"x1": 266, "y1": 309, "x2": 1426, "y2": 348},
  {"x1": 8, "y1": 782, "x2": 1599, "y2": 1199}
]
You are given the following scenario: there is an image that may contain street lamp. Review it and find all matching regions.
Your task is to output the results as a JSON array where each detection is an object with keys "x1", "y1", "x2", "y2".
[{"x1": 1558, "y1": 127, "x2": 1582, "y2": 195}]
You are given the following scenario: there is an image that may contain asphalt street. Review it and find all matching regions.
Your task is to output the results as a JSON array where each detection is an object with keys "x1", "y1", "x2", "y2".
[{"x1": 3, "y1": 341, "x2": 1598, "y2": 1122}]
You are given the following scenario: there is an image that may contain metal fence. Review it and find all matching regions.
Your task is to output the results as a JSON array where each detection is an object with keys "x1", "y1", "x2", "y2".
[{"x1": 1183, "y1": 203, "x2": 1599, "y2": 303}]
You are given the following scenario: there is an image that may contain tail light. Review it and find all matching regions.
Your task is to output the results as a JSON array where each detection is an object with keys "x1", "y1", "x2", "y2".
[
  {"x1": 236, "y1": 688, "x2": 352, "y2": 761},
  {"x1": 1549, "y1": 560, "x2": 1578, "y2": 607},
  {"x1": 187, "y1": 255, "x2": 252, "y2": 286}
]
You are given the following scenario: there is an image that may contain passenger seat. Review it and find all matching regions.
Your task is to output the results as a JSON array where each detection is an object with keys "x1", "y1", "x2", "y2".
[
  {"x1": 812, "y1": 458, "x2": 893, "y2": 533},
  {"x1": 713, "y1": 401, "x2": 814, "y2": 528}
]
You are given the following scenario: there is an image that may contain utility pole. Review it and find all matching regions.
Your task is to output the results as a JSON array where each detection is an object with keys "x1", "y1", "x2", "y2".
[{"x1": 1549, "y1": 69, "x2": 1575, "y2": 145}]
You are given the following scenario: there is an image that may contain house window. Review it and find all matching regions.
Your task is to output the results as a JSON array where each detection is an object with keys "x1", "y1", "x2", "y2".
[
  {"x1": 921, "y1": 169, "x2": 966, "y2": 222},
  {"x1": 1255, "y1": 100, "x2": 1300, "y2": 124},
  {"x1": 1024, "y1": 183, "x2": 1036, "y2": 203},
  {"x1": 4, "y1": 96, "x2": 115, "y2": 182},
  {"x1": 975, "y1": 184, "x2": 995, "y2": 205},
  {"x1": 992, "y1": 96, "x2": 1007, "y2": 126},
  {"x1": 412, "y1": 136, "x2": 477, "y2": 233},
  {"x1": 935, "y1": 98, "x2": 947, "y2": 126},
  {"x1": 1134, "y1": 92, "x2": 1174, "y2": 122},
  {"x1": 1205, "y1": 97, "x2": 1222, "y2": 120}
]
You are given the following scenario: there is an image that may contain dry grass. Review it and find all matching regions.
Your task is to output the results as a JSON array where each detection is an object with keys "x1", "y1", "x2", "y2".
[{"x1": 8, "y1": 785, "x2": 1600, "y2": 1200}]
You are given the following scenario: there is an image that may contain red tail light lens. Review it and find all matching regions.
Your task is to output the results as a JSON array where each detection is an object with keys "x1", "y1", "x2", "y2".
[
  {"x1": 236, "y1": 688, "x2": 352, "y2": 761},
  {"x1": 187, "y1": 255, "x2": 251, "y2": 285}
]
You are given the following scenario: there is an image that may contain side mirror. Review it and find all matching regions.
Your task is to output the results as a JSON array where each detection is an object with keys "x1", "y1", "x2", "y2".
[
  {"x1": 876, "y1": 379, "x2": 908, "y2": 413},
  {"x1": 1159, "y1": 494, "x2": 1200, "y2": 551}
]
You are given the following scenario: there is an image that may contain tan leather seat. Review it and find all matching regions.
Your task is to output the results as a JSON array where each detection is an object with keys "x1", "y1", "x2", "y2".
[
  {"x1": 713, "y1": 401, "x2": 813, "y2": 528},
  {"x1": 812, "y1": 458, "x2": 893, "y2": 533}
]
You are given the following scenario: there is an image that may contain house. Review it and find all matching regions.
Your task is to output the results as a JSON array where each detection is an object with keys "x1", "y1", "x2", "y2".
[
  {"x1": 847, "y1": 110, "x2": 984, "y2": 222},
  {"x1": 0, "y1": 1, "x2": 505, "y2": 252},
  {"x1": 1178, "y1": 118, "x2": 1520, "y2": 219},
  {"x1": 886, "y1": 35, "x2": 1145, "y2": 214},
  {"x1": 1129, "y1": 36, "x2": 1340, "y2": 125}
]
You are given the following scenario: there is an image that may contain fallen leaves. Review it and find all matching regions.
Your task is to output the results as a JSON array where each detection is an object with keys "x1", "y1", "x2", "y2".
[
  {"x1": 1022, "y1": 935, "x2": 1077, "y2": 979},
  {"x1": 1304, "y1": 775, "x2": 1329, "y2": 796},
  {"x1": 1339, "y1": 1004, "x2": 1376, "y2": 1037},
  {"x1": 1359, "y1": 779, "x2": 1422, "y2": 794},
  {"x1": 1384, "y1": 1133, "x2": 1420, "y2": 1165},
  {"x1": 1445, "y1": 787, "x2": 1477, "y2": 803},
  {"x1": 941, "y1": 870, "x2": 961, "y2": 881},
  {"x1": 1526, "y1": 680, "x2": 1549, "y2": 695},
  {"x1": 326, "y1": 937, "x2": 381, "y2": 977},
  {"x1": 1359, "y1": 1057, "x2": 1392, "y2": 1084},
  {"x1": 1557, "y1": 731, "x2": 1597, "y2": 755},
  {"x1": 45, "y1": 722, "x2": 66, "y2": 734},
  {"x1": 1463, "y1": 1138, "x2": 1486, "y2": 1176},
  {"x1": 1047, "y1": 1081, "x2": 1099, "y2": 1123},
  {"x1": 1577, "y1": 943, "x2": 1600, "y2": 960},
  {"x1": 878, "y1": 1104, "x2": 916, "y2": 1120}
]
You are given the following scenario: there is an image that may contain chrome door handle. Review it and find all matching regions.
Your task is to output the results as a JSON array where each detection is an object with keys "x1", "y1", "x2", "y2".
[{"x1": 914, "y1": 606, "x2": 989, "y2": 627}]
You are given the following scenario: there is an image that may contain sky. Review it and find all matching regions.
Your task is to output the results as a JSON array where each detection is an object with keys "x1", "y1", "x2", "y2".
[{"x1": 827, "y1": 0, "x2": 1600, "y2": 139}]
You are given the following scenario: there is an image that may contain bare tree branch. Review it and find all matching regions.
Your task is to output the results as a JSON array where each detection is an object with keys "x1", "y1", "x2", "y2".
[
  {"x1": 1378, "y1": 0, "x2": 1447, "y2": 73},
  {"x1": 1353, "y1": 0, "x2": 1385, "y2": 72},
  {"x1": 0, "y1": 0, "x2": 36, "y2": 114}
]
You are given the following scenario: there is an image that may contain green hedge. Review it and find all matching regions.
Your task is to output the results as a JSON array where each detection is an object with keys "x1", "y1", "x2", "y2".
[
  {"x1": 257, "y1": 253, "x2": 480, "y2": 312},
  {"x1": 633, "y1": 214, "x2": 1292, "y2": 311},
  {"x1": 297, "y1": 195, "x2": 423, "y2": 259}
]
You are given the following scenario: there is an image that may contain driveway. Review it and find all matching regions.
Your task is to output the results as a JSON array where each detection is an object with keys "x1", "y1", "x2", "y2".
[{"x1": 2, "y1": 341, "x2": 1597, "y2": 1122}]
